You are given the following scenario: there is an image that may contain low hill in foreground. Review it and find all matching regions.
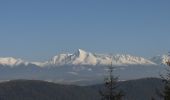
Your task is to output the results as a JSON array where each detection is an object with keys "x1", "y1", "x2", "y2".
[{"x1": 0, "y1": 78, "x2": 165, "y2": 100}]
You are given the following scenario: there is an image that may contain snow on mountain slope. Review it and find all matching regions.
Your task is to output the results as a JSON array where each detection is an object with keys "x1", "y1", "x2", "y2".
[
  {"x1": 0, "y1": 49, "x2": 165, "y2": 83},
  {"x1": 111, "y1": 54, "x2": 155, "y2": 65},
  {"x1": 31, "y1": 61, "x2": 48, "y2": 67},
  {"x1": 0, "y1": 57, "x2": 26, "y2": 66},
  {"x1": 0, "y1": 49, "x2": 157, "y2": 67},
  {"x1": 150, "y1": 55, "x2": 170, "y2": 65},
  {"x1": 46, "y1": 49, "x2": 156, "y2": 66}
]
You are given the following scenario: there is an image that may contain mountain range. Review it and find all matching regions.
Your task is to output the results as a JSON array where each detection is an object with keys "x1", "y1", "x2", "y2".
[
  {"x1": 0, "y1": 49, "x2": 169, "y2": 67},
  {"x1": 0, "y1": 49, "x2": 169, "y2": 85}
]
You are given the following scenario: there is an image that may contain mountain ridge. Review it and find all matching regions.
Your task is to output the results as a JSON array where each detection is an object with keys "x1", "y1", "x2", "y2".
[
  {"x1": 0, "y1": 78, "x2": 164, "y2": 100},
  {"x1": 0, "y1": 49, "x2": 167, "y2": 84},
  {"x1": 0, "y1": 49, "x2": 163, "y2": 67}
]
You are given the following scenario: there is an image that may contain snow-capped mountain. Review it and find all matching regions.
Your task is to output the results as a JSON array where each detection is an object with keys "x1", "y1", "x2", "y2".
[
  {"x1": 0, "y1": 49, "x2": 168, "y2": 84},
  {"x1": 0, "y1": 57, "x2": 27, "y2": 66},
  {"x1": 48, "y1": 49, "x2": 100, "y2": 66},
  {"x1": 0, "y1": 49, "x2": 157, "y2": 67},
  {"x1": 150, "y1": 55, "x2": 170, "y2": 65},
  {"x1": 43, "y1": 49, "x2": 155, "y2": 66}
]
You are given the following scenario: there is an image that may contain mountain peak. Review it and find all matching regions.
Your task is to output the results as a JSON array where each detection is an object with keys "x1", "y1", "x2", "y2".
[
  {"x1": 0, "y1": 57, "x2": 25, "y2": 66},
  {"x1": 76, "y1": 49, "x2": 87, "y2": 53},
  {"x1": 74, "y1": 49, "x2": 88, "y2": 57},
  {"x1": 0, "y1": 50, "x2": 159, "y2": 67},
  {"x1": 78, "y1": 49, "x2": 85, "y2": 52},
  {"x1": 150, "y1": 55, "x2": 170, "y2": 65}
]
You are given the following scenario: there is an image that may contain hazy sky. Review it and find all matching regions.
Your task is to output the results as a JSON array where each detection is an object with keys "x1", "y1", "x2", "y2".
[{"x1": 0, "y1": 0, "x2": 170, "y2": 61}]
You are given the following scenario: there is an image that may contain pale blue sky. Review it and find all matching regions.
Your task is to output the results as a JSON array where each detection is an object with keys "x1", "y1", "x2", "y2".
[{"x1": 0, "y1": 0, "x2": 170, "y2": 61}]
